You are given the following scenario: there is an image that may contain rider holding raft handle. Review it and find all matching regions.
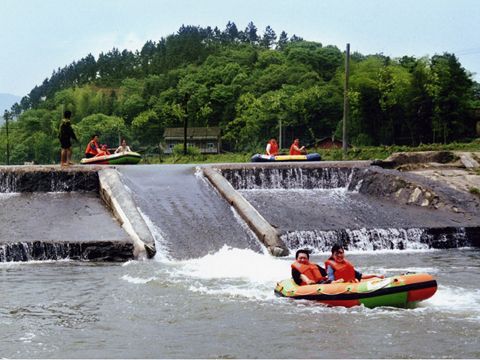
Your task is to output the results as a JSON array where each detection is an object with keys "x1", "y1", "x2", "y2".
[
  {"x1": 325, "y1": 244, "x2": 385, "y2": 283},
  {"x1": 291, "y1": 249, "x2": 329, "y2": 285},
  {"x1": 289, "y1": 138, "x2": 306, "y2": 155}
]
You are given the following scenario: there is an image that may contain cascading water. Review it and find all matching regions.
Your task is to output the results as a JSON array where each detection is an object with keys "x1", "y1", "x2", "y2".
[
  {"x1": 0, "y1": 241, "x2": 133, "y2": 262},
  {"x1": 222, "y1": 166, "x2": 478, "y2": 252},
  {"x1": 281, "y1": 227, "x2": 470, "y2": 252},
  {"x1": 0, "y1": 168, "x2": 98, "y2": 192},
  {"x1": 221, "y1": 166, "x2": 358, "y2": 190}
]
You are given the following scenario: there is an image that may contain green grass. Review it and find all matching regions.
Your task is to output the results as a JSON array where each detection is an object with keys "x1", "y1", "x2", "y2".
[
  {"x1": 142, "y1": 140, "x2": 480, "y2": 165},
  {"x1": 469, "y1": 187, "x2": 480, "y2": 197},
  {"x1": 143, "y1": 152, "x2": 252, "y2": 164}
]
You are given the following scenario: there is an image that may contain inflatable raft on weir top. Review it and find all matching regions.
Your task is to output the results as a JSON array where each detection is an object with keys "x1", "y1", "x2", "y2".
[
  {"x1": 275, "y1": 273, "x2": 437, "y2": 308},
  {"x1": 251, "y1": 153, "x2": 321, "y2": 162},
  {"x1": 80, "y1": 151, "x2": 142, "y2": 165}
]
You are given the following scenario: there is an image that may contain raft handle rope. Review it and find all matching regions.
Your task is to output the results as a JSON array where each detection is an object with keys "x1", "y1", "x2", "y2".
[{"x1": 315, "y1": 278, "x2": 393, "y2": 295}]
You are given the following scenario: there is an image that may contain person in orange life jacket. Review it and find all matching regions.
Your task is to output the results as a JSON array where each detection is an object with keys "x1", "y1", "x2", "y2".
[
  {"x1": 325, "y1": 244, "x2": 384, "y2": 283},
  {"x1": 266, "y1": 138, "x2": 279, "y2": 156},
  {"x1": 85, "y1": 134, "x2": 101, "y2": 159},
  {"x1": 289, "y1": 138, "x2": 306, "y2": 155},
  {"x1": 291, "y1": 249, "x2": 329, "y2": 286}
]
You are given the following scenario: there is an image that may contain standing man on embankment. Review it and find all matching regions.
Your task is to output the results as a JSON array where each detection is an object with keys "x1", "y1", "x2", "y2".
[{"x1": 58, "y1": 110, "x2": 77, "y2": 166}]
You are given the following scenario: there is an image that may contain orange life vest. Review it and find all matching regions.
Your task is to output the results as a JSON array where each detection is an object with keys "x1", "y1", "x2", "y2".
[
  {"x1": 85, "y1": 140, "x2": 99, "y2": 156},
  {"x1": 325, "y1": 258, "x2": 356, "y2": 282},
  {"x1": 291, "y1": 261, "x2": 326, "y2": 285},
  {"x1": 267, "y1": 141, "x2": 279, "y2": 156},
  {"x1": 289, "y1": 143, "x2": 302, "y2": 155}
]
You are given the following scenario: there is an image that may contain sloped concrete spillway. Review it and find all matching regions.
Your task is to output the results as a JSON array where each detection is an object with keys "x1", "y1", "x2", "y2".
[
  {"x1": 0, "y1": 167, "x2": 135, "y2": 262},
  {"x1": 215, "y1": 162, "x2": 480, "y2": 252},
  {"x1": 117, "y1": 165, "x2": 263, "y2": 260}
]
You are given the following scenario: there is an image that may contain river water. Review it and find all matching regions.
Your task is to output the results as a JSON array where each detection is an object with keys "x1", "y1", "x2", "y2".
[{"x1": 1, "y1": 247, "x2": 478, "y2": 358}]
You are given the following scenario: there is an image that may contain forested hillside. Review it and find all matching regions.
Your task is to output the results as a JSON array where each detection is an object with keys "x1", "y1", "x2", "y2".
[{"x1": 1, "y1": 22, "x2": 479, "y2": 164}]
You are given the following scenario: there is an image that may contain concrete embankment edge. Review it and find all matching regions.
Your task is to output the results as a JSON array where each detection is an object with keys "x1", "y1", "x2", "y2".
[
  {"x1": 98, "y1": 168, "x2": 156, "y2": 259},
  {"x1": 202, "y1": 166, "x2": 289, "y2": 257}
]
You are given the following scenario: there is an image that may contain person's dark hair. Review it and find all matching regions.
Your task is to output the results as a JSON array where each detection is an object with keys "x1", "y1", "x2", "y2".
[
  {"x1": 329, "y1": 244, "x2": 345, "y2": 260},
  {"x1": 91, "y1": 134, "x2": 99, "y2": 139},
  {"x1": 295, "y1": 249, "x2": 310, "y2": 260},
  {"x1": 331, "y1": 244, "x2": 344, "y2": 254},
  {"x1": 64, "y1": 110, "x2": 72, "y2": 119}
]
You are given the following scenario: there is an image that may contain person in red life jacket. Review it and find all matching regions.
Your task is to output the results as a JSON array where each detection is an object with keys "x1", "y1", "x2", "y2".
[
  {"x1": 84, "y1": 134, "x2": 101, "y2": 159},
  {"x1": 265, "y1": 138, "x2": 279, "y2": 156},
  {"x1": 289, "y1": 138, "x2": 306, "y2": 155},
  {"x1": 325, "y1": 244, "x2": 384, "y2": 283},
  {"x1": 291, "y1": 249, "x2": 329, "y2": 286}
]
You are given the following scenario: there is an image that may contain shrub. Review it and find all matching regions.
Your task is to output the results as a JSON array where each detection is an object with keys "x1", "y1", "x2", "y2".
[
  {"x1": 469, "y1": 187, "x2": 480, "y2": 197},
  {"x1": 172, "y1": 143, "x2": 201, "y2": 156}
]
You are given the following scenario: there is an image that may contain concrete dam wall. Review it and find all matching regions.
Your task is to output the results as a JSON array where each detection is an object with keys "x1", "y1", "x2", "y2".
[
  {"x1": 211, "y1": 162, "x2": 480, "y2": 252},
  {"x1": 0, "y1": 166, "x2": 154, "y2": 262}
]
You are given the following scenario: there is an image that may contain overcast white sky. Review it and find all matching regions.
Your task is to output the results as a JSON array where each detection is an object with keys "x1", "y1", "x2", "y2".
[{"x1": 1, "y1": 0, "x2": 479, "y2": 97}]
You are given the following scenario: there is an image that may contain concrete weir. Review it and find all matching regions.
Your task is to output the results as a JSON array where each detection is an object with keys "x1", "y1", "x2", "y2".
[
  {"x1": 202, "y1": 160, "x2": 480, "y2": 254},
  {"x1": 0, "y1": 166, "x2": 155, "y2": 262},
  {"x1": 201, "y1": 161, "x2": 371, "y2": 257}
]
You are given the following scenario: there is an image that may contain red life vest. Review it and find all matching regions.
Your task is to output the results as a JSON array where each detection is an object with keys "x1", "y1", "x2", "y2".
[
  {"x1": 267, "y1": 141, "x2": 279, "y2": 156},
  {"x1": 289, "y1": 143, "x2": 302, "y2": 155},
  {"x1": 85, "y1": 140, "x2": 99, "y2": 156},
  {"x1": 291, "y1": 261, "x2": 326, "y2": 285},
  {"x1": 325, "y1": 258, "x2": 356, "y2": 282}
]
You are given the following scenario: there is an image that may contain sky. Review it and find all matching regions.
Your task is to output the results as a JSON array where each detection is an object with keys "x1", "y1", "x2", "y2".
[{"x1": 1, "y1": 0, "x2": 479, "y2": 97}]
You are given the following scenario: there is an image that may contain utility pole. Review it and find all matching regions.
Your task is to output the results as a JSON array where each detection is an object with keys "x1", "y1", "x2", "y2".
[
  {"x1": 278, "y1": 118, "x2": 282, "y2": 150},
  {"x1": 183, "y1": 94, "x2": 189, "y2": 155},
  {"x1": 342, "y1": 43, "x2": 350, "y2": 158},
  {"x1": 183, "y1": 115, "x2": 188, "y2": 155},
  {"x1": 4, "y1": 110, "x2": 10, "y2": 165}
]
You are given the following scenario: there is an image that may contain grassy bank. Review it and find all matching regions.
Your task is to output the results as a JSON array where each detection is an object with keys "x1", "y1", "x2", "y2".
[{"x1": 143, "y1": 140, "x2": 480, "y2": 164}]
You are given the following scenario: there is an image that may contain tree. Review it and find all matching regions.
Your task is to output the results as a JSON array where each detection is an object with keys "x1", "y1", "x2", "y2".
[
  {"x1": 132, "y1": 109, "x2": 162, "y2": 146},
  {"x1": 260, "y1": 26, "x2": 277, "y2": 49},
  {"x1": 75, "y1": 114, "x2": 128, "y2": 148},
  {"x1": 243, "y1": 21, "x2": 259, "y2": 44},
  {"x1": 377, "y1": 64, "x2": 413, "y2": 144},
  {"x1": 429, "y1": 53, "x2": 474, "y2": 142},
  {"x1": 290, "y1": 34, "x2": 304, "y2": 42},
  {"x1": 224, "y1": 21, "x2": 239, "y2": 42},
  {"x1": 276, "y1": 31, "x2": 288, "y2": 50}
]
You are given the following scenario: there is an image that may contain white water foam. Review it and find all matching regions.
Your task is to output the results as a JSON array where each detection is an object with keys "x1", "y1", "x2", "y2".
[
  {"x1": 241, "y1": 187, "x2": 349, "y2": 197},
  {"x1": 121, "y1": 274, "x2": 158, "y2": 284},
  {"x1": 424, "y1": 285, "x2": 480, "y2": 314},
  {"x1": 136, "y1": 207, "x2": 171, "y2": 262},
  {"x1": 158, "y1": 246, "x2": 290, "y2": 301},
  {"x1": 194, "y1": 166, "x2": 204, "y2": 179},
  {"x1": 0, "y1": 258, "x2": 72, "y2": 267},
  {"x1": 0, "y1": 192, "x2": 20, "y2": 199}
]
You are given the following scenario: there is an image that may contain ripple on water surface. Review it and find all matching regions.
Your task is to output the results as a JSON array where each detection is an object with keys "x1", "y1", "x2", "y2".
[{"x1": 1, "y1": 248, "x2": 479, "y2": 358}]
